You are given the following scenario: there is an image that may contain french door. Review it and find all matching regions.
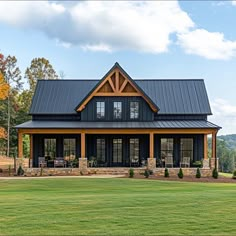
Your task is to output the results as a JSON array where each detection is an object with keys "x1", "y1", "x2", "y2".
[{"x1": 112, "y1": 138, "x2": 123, "y2": 166}]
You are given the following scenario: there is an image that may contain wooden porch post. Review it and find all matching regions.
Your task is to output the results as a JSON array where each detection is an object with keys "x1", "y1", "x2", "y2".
[
  {"x1": 29, "y1": 134, "x2": 33, "y2": 167},
  {"x1": 204, "y1": 134, "x2": 208, "y2": 160},
  {"x1": 149, "y1": 132, "x2": 154, "y2": 158},
  {"x1": 212, "y1": 132, "x2": 216, "y2": 159},
  {"x1": 81, "y1": 132, "x2": 85, "y2": 158},
  {"x1": 18, "y1": 131, "x2": 23, "y2": 158}
]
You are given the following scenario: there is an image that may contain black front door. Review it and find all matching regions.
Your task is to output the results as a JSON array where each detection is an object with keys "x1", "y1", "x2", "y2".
[{"x1": 112, "y1": 138, "x2": 123, "y2": 166}]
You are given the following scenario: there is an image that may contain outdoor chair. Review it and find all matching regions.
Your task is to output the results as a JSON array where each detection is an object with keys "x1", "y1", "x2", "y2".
[
  {"x1": 180, "y1": 157, "x2": 190, "y2": 168},
  {"x1": 38, "y1": 157, "x2": 47, "y2": 168},
  {"x1": 165, "y1": 155, "x2": 173, "y2": 168},
  {"x1": 54, "y1": 157, "x2": 66, "y2": 168}
]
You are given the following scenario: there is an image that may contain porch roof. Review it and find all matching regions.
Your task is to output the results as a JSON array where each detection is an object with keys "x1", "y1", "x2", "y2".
[{"x1": 16, "y1": 120, "x2": 220, "y2": 130}]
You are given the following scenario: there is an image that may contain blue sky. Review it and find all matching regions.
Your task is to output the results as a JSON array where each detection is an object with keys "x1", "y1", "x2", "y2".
[{"x1": 0, "y1": 1, "x2": 236, "y2": 135}]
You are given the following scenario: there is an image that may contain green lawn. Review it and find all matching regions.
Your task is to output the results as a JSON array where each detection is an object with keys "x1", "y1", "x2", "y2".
[{"x1": 0, "y1": 178, "x2": 236, "y2": 236}]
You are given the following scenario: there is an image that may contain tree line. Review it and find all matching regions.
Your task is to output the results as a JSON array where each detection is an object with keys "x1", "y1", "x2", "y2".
[{"x1": 0, "y1": 52, "x2": 59, "y2": 157}]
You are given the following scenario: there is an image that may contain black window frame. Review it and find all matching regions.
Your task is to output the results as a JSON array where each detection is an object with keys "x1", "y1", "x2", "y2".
[
  {"x1": 113, "y1": 101, "x2": 122, "y2": 120},
  {"x1": 63, "y1": 138, "x2": 76, "y2": 161},
  {"x1": 130, "y1": 101, "x2": 139, "y2": 120},
  {"x1": 96, "y1": 138, "x2": 106, "y2": 164},
  {"x1": 44, "y1": 138, "x2": 56, "y2": 159},
  {"x1": 96, "y1": 101, "x2": 105, "y2": 119}
]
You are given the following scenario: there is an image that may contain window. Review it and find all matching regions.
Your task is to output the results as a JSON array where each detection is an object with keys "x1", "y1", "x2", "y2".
[
  {"x1": 180, "y1": 138, "x2": 193, "y2": 161},
  {"x1": 64, "y1": 139, "x2": 76, "y2": 161},
  {"x1": 130, "y1": 138, "x2": 139, "y2": 165},
  {"x1": 113, "y1": 139, "x2": 122, "y2": 163},
  {"x1": 113, "y1": 101, "x2": 122, "y2": 119},
  {"x1": 96, "y1": 101, "x2": 105, "y2": 119},
  {"x1": 130, "y1": 101, "x2": 139, "y2": 119},
  {"x1": 96, "y1": 138, "x2": 106, "y2": 164},
  {"x1": 161, "y1": 138, "x2": 174, "y2": 160},
  {"x1": 44, "y1": 139, "x2": 56, "y2": 159}
]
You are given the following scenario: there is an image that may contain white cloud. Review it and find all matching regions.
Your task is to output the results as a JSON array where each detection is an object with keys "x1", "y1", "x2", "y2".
[
  {"x1": 0, "y1": 1, "x2": 194, "y2": 53},
  {"x1": 232, "y1": 1, "x2": 236, "y2": 6},
  {"x1": 178, "y1": 29, "x2": 236, "y2": 60},
  {"x1": 209, "y1": 98, "x2": 236, "y2": 135}
]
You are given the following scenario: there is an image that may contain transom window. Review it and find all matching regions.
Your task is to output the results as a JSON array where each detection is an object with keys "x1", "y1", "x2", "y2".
[
  {"x1": 161, "y1": 138, "x2": 174, "y2": 160},
  {"x1": 180, "y1": 138, "x2": 193, "y2": 161},
  {"x1": 44, "y1": 138, "x2": 56, "y2": 159},
  {"x1": 130, "y1": 138, "x2": 139, "y2": 165},
  {"x1": 113, "y1": 101, "x2": 122, "y2": 119},
  {"x1": 130, "y1": 101, "x2": 139, "y2": 119},
  {"x1": 96, "y1": 138, "x2": 106, "y2": 164},
  {"x1": 96, "y1": 101, "x2": 105, "y2": 119},
  {"x1": 64, "y1": 139, "x2": 76, "y2": 161}
]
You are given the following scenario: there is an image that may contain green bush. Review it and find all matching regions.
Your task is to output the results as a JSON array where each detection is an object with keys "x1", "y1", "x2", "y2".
[
  {"x1": 0, "y1": 168, "x2": 3, "y2": 173},
  {"x1": 192, "y1": 160, "x2": 202, "y2": 168},
  {"x1": 164, "y1": 168, "x2": 169, "y2": 177},
  {"x1": 129, "y1": 168, "x2": 134, "y2": 178},
  {"x1": 17, "y1": 165, "x2": 24, "y2": 176},
  {"x1": 232, "y1": 170, "x2": 236, "y2": 179},
  {"x1": 212, "y1": 168, "x2": 218, "y2": 179},
  {"x1": 144, "y1": 169, "x2": 150, "y2": 178},
  {"x1": 148, "y1": 169, "x2": 154, "y2": 175},
  {"x1": 196, "y1": 168, "x2": 201, "y2": 178},
  {"x1": 178, "y1": 168, "x2": 183, "y2": 179}
]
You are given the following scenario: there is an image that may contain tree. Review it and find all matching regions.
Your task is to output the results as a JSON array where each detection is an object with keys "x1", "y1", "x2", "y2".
[
  {"x1": 0, "y1": 54, "x2": 22, "y2": 156},
  {"x1": 25, "y1": 57, "x2": 59, "y2": 93}
]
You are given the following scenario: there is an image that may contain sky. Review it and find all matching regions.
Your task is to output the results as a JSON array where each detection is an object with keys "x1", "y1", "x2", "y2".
[{"x1": 0, "y1": 1, "x2": 236, "y2": 135}]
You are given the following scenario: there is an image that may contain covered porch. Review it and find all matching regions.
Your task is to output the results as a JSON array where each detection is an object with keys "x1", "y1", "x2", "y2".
[{"x1": 17, "y1": 126, "x2": 218, "y2": 170}]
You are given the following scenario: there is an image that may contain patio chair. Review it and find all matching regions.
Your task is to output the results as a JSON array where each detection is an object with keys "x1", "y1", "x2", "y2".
[
  {"x1": 180, "y1": 157, "x2": 190, "y2": 168},
  {"x1": 165, "y1": 155, "x2": 173, "y2": 168},
  {"x1": 38, "y1": 157, "x2": 47, "y2": 168},
  {"x1": 54, "y1": 157, "x2": 66, "y2": 168}
]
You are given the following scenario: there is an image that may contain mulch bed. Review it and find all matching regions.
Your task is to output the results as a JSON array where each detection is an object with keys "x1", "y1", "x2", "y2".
[{"x1": 124, "y1": 174, "x2": 236, "y2": 183}]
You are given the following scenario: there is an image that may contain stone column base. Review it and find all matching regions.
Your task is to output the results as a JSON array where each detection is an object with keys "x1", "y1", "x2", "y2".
[
  {"x1": 210, "y1": 158, "x2": 219, "y2": 171},
  {"x1": 79, "y1": 158, "x2": 88, "y2": 174},
  {"x1": 202, "y1": 159, "x2": 210, "y2": 169},
  {"x1": 147, "y1": 158, "x2": 156, "y2": 170}
]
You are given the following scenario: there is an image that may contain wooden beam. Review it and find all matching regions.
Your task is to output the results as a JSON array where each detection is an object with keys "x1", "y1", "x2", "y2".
[
  {"x1": 115, "y1": 70, "x2": 119, "y2": 92},
  {"x1": 119, "y1": 80, "x2": 128, "y2": 92},
  {"x1": 108, "y1": 77, "x2": 116, "y2": 92},
  {"x1": 18, "y1": 131, "x2": 23, "y2": 158},
  {"x1": 18, "y1": 128, "x2": 219, "y2": 135},
  {"x1": 95, "y1": 93, "x2": 142, "y2": 96},
  {"x1": 212, "y1": 132, "x2": 216, "y2": 159},
  {"x1": 204, "y1": 134, "x2": 208, "y2": 160},
  {"x1": 149, "y1": 132, "x2": 154, "y2": 158},
  {"x1": 81, "y1": 132, "x2": 85, "y2": 158},
  {"x1": 30, "y1": 134, "x2": 33, "y2": 160}
]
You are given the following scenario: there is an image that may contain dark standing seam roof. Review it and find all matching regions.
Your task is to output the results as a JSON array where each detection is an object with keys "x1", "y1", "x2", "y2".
[
  {"x1": 29, "y1": 79, "x2": 212, "y2": 115},
  {"x1": 15, "y1": 120, "x2": 220, "y2": 129}
]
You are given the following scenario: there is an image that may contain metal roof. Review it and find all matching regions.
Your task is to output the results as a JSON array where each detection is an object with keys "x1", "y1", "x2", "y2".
[
  {"x1": 30, "y1": 79, "x2": 212, "y2": 115},
  {"x1": 16, "y1": 120, "x2": 220, "y2": 129}
]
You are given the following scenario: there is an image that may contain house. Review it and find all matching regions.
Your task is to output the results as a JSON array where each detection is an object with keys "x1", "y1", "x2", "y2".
[{"x1": 16, "y1": 63, "x2": 220, "y2": 175}]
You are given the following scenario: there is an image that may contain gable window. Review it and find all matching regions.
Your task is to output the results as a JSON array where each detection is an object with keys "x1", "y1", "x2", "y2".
[
  {"x1": 96, "y1": 101, "x2": 105, "y2": 119},
  {"x1": 130, "y1": 101, "x2": 139, "y2": 119},
  {"x1": 113, "y1": 101, "x2": 122, "y2": 119}
]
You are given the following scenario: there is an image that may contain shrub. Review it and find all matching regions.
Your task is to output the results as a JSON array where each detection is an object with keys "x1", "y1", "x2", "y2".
[
  {"x1": 164, "y1": 168, "x2": 169, "y2": 177},
  {"x1": 129, "y1": 168, "x2": 134, "y2": 178},
  {"x1": 0, "y1": 168, "x2": 3, "y2": 173},
  {"x1": 178, "y1": 168, "x2": 184, "y2": 179},
  {"x1": 17, "y1": 165, "x2": 24, "y2": 176},
  {"x1": 232, "y1": 170, "x2": 236, "y2": 179},
  {"x1": 144, "y1": 169, "x2": 150, "y2": 178},
  {"x1": 196, "y1": 168, "x2": 201, "y2": 178},
  {"x1": 148, "y1": 169, "x2": 154, "y2": 175},
  {"x1": 212, "y1": 168, "x2": 218, "y2": 179}
]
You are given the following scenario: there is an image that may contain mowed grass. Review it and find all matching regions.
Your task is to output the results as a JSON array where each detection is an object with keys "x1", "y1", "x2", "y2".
[{"x1": 0, "y1": 178, "x2": 236, "y2": 236}]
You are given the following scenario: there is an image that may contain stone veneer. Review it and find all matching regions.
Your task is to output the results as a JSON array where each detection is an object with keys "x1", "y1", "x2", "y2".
[
  {"x1": 79, "y1": 158, "x2": 88, "y2": 174},
  {"x1": 147, "y1": 158, "x2": 156, "y2": 170}
]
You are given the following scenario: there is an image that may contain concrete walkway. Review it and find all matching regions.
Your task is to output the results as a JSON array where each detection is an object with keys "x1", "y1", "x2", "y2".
[{"x1": 0, "y1": 175, "x2": 125, "y2": 180}]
